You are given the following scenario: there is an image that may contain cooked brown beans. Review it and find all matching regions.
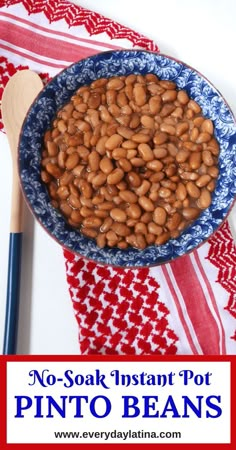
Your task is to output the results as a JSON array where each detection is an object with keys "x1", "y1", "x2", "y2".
[
  {"x1": 133, "y1": 84, "x2": 147, "y2": 106},
  {"x1": 99, "y1": 156, "x2": 114, "y2": 174},
  {"x1": 196, "y1": 174, "x2": 211, "y2": 187},
  {"x1": 47, "y1": 141, "x2": 58, "y2": 156},
  {"x1": 153, "y1": 207, "x2": 167, "y2": 226},
  {"x1": 126, "y1": 171, "x2": 142, "y2": 187},
  {"x1": 81, "y1": 227, "x2": 98, "y2": 238},
  {"x1": 186, "y1": 181, "x2": 201, "y2": 199},
  {"x1": 105, "y1": 134, "x2": 123, "y2": 150},
  {"x1": 57, "y1": 186, "x2": 70, "y2": 200},
  {"x1": 110, "y1": 208, "x2": 127, "y2": 223},
  {"x1": 149, "y1": 96, "x2": 162, "y2": 114},
  {"x1": 155, "y1": 231, "x2": 171, "y2": 245},
  {"x1": 153, "y1": 131, "x2": 168, "y2": 145},
  {"x1": 207, "y1": 179, "x2": 216, "y2": 192},
  {"x1": 202, "y1": 150, "x2": 214, "y2": 166},
  {"x1": 119, "y1": 190, "x2": 138, "y2": 203},
  {"x1": 59, "y1": 201, "x2": 72, "y2": 217},
  {"x1": 45, "y1": 163, "x2": 63, "y2": 179},
  {"x1": 189, "y1": 152, "x2": 202, "y2": 170},
  {"x1": 82, "y1": 216, "x2": 102, "y2": 228},
  {"x1": 182, "y1": 207, "x2": 200, "y2": 220},
  {"x1": 162, "y1": 89, "x2": 177, "y2": 103},
  {"x1": 42, "y1": 73, "x2": 219, "y2": 249},
  {"x1": 118, "y1": 158, "x2": 132, "y2": 172},
  {"x1": 146, "y1": 160, "x2": 164, "y2": 172},
  {"x1": 166, "y1": 212, "x2": 182, "y2": 231},
  {"x1": 177, "y1": 90, "x2": 189, "y2": 105},
  {"x1": 68, "y1": 194, "x2": 81, "y2": 209},
  {"x1": 201, "y1": 119, "x2": 214, "y2": 135},
  {"x1": 92, "y1": 172, "x2": 107, "y2": 187},
  {"x1": 112, "y1": 222, "x2": 130, "y2": 237},
  {"x1": 107, "y1": 78, "x2": 124, "y2": 90},
  {"x1": 138, "y1": 196, "x2": 155, "y2": 212},
  {"x1": 138, "y1": 143, "x2": 154, "y2": 161},
  {"x1": 65, "y1": 153, "x2": 80, "y2": 170},
  {"x1": 107, "y1": 168, "x2": 124, "y2": 184},
  {"x1": 196, "y1": 132, "x2": 212, "y2": 144},
  {"x1": 112, "y1": 148, "x2": 127, "y2": 159},
  {"x1": 176, "y1": 149, "x2": 190, "y2": 163},
  {"x1": 88, "y1": 150, "x2": 100, "y2": 171},
  {"x1": 135, "y1": 180, "x2": 151, "y2": 196},
  {"x1": 159, "y1": 123, "x2": 176, "y2": 135},
  {"x1": 176, "y1": 122, "x2": 189, "y2": 137},
  {"x1": 207, "y1": 165, "x2": 219, "y2": 178},
  {"x1": 153, "y1": 147, "x2": 168, "y2": 159},
  {"x1": 132, "y1": 132, "x2": 151, "y2": 143},
  {"x1": 126, "y1": 203, "x2": 142, "y2": 219},
  {"x1": 197, "y1": 188, "x2": 212, "y2": 209},
  {"x1": 188, "y1": 99, "x2": 201, "y2": 114}
]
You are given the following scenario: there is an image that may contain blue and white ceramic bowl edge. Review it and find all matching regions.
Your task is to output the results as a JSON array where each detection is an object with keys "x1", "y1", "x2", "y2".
[{"x1": 18, "y1": 50, "x2": 236, "y2": 267}]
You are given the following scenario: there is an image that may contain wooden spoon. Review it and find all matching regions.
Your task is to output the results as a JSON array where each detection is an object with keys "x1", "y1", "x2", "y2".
[{"x1": 1, "y1": 70, "x2": 43, "y2": 354}]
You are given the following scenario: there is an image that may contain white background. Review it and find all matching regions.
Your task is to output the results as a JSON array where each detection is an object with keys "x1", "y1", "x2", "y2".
[
  {"x1": 0, "y1": 0, "x2": 236, "y2": 354},
  {"x1": 7, "y1": 361, "x2": 231, "y2": 443}
]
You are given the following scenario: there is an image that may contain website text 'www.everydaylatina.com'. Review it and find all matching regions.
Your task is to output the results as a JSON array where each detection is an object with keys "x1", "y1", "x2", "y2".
[{"x1": 54, "y1": 429, "x2": 182, "y2": 441}]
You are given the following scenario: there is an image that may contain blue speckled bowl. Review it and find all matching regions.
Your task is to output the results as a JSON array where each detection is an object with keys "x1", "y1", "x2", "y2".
[{"x1": 18, "y1": 50, "x2": 236, "y2": 267}]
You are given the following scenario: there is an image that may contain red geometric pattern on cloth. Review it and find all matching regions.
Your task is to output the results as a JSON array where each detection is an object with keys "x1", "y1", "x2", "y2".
[
  {"x1": 0, "y1": 0, "x2": 159, "y2": 52},
  {"x1": 64, "y1": 250, "x2": 178, "y2": 355},
  {"x1": 0, "y1": 56, "x2": 49, "y2": 130},
  {"x1": 207, "y1": 221, "x2": 236, "y2": 325}
]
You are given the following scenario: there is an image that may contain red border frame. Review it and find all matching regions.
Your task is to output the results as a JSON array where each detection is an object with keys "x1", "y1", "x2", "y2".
[{"x1": 0, "y1": 355, "x2": 235, "y2": 449}]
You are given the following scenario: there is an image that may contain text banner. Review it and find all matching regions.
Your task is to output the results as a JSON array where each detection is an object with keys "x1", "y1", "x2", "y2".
[{"x1": 7, "y1": 360, "x2": 231, "y2": 444}]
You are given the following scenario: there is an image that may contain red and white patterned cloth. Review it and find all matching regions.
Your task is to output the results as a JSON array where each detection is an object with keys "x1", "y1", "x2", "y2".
[{"x1": 1, "y1": 0, "x2": 235, "y2": 355}]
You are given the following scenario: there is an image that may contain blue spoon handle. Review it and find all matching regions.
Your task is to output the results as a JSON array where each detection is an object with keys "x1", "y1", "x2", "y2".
[{"x1": 3, "y1": 232, "x2": 23, "y2": 355}]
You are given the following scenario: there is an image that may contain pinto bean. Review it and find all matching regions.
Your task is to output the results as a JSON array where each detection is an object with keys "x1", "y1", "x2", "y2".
[
  {"x1": 197, "y1": 188, "x2": 212, "y2": 209},
  {"x1": 177, "y1": 90, "x2": 189, "y2": 105},
  {"x1": 99, "y1": 156, "x2": 114, "y2": 174},
  {"x1": 201, "y1": 119, "x2": 214, "y2": 135},
  {"x1": 166, "y1": 212, "x2": 182, "y2": 231},
  {"x1": 155, "y1": 231, "x2": 171, "y2": 245},
  {"x1": 125, "y1": 203, "x2": 141, "y2": 219},
  {"x1": 186, "y1": 181, "x2": 201, "y2": 198},
  {"x1": 196, "y1": 174, "x2": 211, "y2": 187},
  {"x1": 119, "y1": 190, "x2": 138, "y2": 203},
  {"x1": 176, "y1": 183, "x2": 187, "y2": 201},
  {"x1": 88, "y1": 150, "x2": 100, "y2": 171},
  {"x1": 138, "y1": 143, "x2": 154, "y2": 161},
  {"x1": 133, "y1": 83, "x2": 147, "y2": 106},
  {"x1": 110, "y1": 208, "x2": 127, "y2": 223},
  {"x1": 188, "y1": 99, "x2": 201, "y2": 114},
  {"x1": 202, "y1": 150, "x2": 215, "y2": 166},
  {"x1": 153, "y1": 207, "x2": 167, "y2": 226},
  {"x1": 44, "y1": 161, "x2": 63, "y2": 179},
  {"x1": 105, "y1": 133, "x2": 123, "y2": 150},
  {"x1": 107, "y1": 168, "x2": 124, "y2": 185},
  {"x1": 182, "y1": 207, "x2": 201, "y2": 220},
  {"x1": 138, "y1": 196, "x2": 154, "y2": 212},
  {"x1": 107, "y1": 78, "x2": 124, "y2": 90},
  {"x1": 149, "y1": 96, "x2": 162, "y2": 114},
  {"x1": 162, "y1": 89, "x2": 177, "y2": 103}
]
